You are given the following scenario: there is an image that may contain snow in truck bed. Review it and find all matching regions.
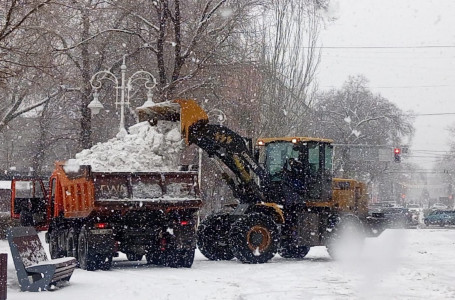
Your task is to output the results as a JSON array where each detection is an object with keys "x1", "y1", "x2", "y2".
[{"x1": 68, "y1": 121, "x2": 183, "y2": 172}]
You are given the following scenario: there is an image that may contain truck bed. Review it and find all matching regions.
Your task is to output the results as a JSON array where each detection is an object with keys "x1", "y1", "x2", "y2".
[{"x1": 58, "y1": 166, "x2": 202, "y2": 219}]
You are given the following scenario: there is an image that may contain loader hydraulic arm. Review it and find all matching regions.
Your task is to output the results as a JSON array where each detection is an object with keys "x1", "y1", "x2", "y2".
[
  {"x1": 187, "y1": 122, "x2": 272, "y2": 203},
  {"x1": 137, "y1": 99, "x2": 272, "y2": 203}
]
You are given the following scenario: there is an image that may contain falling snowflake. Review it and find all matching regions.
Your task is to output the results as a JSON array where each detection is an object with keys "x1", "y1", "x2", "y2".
[
  {"x1": 352, "y1": 129, "x2": 361, "y2": 137},
  {"x1": 344, "y1": 116, "x2": 351, "y2": 124},
  {"x1": 220, "y1": 8, "x2": 234, "y2": 18}
]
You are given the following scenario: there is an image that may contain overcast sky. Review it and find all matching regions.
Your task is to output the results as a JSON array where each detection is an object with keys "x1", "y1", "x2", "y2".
[{"x1": 317, "y1": 0, "x2": 455, "y2": 168}]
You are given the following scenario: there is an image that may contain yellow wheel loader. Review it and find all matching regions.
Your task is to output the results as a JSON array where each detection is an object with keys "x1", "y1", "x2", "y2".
[{"x1": 138, "y1": 99, "x2": 371, "y2": 263}]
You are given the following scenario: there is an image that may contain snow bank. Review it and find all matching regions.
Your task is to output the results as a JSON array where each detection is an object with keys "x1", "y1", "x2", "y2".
[{"x1": 71, "y1": 121, "x2": 183, "y2": 172}]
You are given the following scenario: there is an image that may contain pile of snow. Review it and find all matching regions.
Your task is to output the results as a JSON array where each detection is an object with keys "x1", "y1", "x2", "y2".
[
  {"x1": 70, "y1": 121, "x2": 183, "y2": 172},
  {"x1": 0, "y1": 181, "x2": 11, "y2": 189}
]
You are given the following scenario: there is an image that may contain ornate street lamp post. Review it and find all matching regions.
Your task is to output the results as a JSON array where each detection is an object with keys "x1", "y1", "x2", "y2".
[{"x1": 88, "y1": 55, "x2": 157, "y2": 136}]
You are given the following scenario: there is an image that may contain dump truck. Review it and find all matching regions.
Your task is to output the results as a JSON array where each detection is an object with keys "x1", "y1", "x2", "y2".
[
  {"x1": 138, "y1": 99, "x2": 372, "y2": 263},
  {"x1": 10, "y1": 162, "x2": 202, "y2": 270}
]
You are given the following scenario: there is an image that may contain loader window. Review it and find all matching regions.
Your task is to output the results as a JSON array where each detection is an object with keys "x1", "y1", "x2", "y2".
[
  {"x1": 264, "y1": 142, "x2": 299, "y2": 177},
  {"x1": 325, "y1": 145, "x2": 333, "y2": 172},
  {"x1": 308, "y1": 144, "x2": 320, "y2": 174}
]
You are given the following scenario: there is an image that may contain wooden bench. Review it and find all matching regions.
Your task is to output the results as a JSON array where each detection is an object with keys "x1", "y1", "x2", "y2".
[{"x1": 7, "y1": 226, "x2": 77, "y2": 292}]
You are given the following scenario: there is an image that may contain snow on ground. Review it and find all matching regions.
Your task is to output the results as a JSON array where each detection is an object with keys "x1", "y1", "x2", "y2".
[
  {"x1": 1, "y1": 227, "x2": 455, "y2": 299},
  {"x1": 71, "y1": 121, "x2": 183, "y2": 172}
]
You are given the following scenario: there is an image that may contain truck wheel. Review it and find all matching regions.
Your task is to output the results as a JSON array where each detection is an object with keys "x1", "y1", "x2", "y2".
[
  {"x1": 96, "y1": 255, "x2": 113, "y2": 270},
  {"x1": 49, "y1": 231, "x2": 64, "y2": 259},
  {"x1": 229, "y1": 213, "x2": 279, "y2": 264},
  {"x1": 77, "y1": 228, "x2": 97, "y2": 271},
  {"x1": 66, "y1": 229, "x2": 78, "y2": 259},
  {"x1": 126, "y1": 253, "x2": 143, "y2": 261},
  {"x1": 146, "y1": 251, "x2": 165, "y2": 265},
  {"x1": 197, "y1": 214, "x2": 234, "y2": 261},
  {"x1": 279, "y1": 244, "x2": 311, "y2": 259},
  {"x1": 166, "y1": 248, "x2": 196, "y2": 268}
]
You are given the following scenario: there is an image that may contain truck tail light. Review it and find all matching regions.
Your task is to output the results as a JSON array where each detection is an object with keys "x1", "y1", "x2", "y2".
[{"x1": 94, "y1": 222, "x2": 108, "y2": 229}]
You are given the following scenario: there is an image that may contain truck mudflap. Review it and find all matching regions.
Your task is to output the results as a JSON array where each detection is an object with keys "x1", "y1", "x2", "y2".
[
  {"x1": 145, "y1": 215, "x2": 198, "y2": 268},
  {"x1": 78, "y1": 227, "x2": 114, "y2": 271},
  {"x1": 87, "y1": 228, "x2": 114, "y2": 254}
]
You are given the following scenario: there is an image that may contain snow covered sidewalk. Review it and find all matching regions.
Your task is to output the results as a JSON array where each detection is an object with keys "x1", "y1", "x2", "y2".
[{"x1": 1, "y1": 228, "x2": 454, "y2": 299}]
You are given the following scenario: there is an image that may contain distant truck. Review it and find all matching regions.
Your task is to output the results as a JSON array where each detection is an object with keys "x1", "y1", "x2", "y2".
[{"x1": 10, "y1": 162, "x2": 202, "y2": 270}]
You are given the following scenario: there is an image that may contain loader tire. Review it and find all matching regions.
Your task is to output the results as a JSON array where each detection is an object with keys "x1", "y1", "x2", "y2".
[
  {"x1": 197, "y1": 214, "x2": 234, "y2": 261},
  {"x1": 279, "y1": 244, "x2": 311, "y2": 259},
  {"x1": 229, "y1": 213, "x2": 279, "y2": 264}
]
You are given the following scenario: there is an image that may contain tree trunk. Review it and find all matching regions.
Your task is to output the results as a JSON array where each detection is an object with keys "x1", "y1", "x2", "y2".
[{"x1": 80, "y1": 5, "x2": 92, "y2": 149}]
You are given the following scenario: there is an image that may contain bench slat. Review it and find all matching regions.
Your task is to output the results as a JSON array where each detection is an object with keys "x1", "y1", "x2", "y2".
[
  {"x1": 53, "y1": 265, "x2": 77, "y2": 276},
  {"x1": 50, "y1": 272, "x2": 74, "y2": 283},
  {"x1": 28, "y1": 257, "x2": 76, "y2": 269}
]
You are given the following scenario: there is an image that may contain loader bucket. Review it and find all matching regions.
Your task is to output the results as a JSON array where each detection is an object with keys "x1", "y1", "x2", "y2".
[
  {"x1": 137, "y1": 101, "x2": 181, "y2": 123},
  {"x1": 136, "y1": 99, "x2": 209, "y2": 144}
]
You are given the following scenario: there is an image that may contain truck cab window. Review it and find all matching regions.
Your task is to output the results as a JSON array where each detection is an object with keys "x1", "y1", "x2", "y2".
[{"x1": 15, "y1": 181, "x2": 34, "y2": 198}]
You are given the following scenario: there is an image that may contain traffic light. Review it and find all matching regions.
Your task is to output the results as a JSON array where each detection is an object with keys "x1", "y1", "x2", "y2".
[{"x1": 394, "y1": 148, "x2": 401, "y2": 162}]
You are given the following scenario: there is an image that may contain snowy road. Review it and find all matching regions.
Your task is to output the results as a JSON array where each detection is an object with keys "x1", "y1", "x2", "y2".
[{"x1": 1, "y1": 228, "x2": 455, "y2": 299}]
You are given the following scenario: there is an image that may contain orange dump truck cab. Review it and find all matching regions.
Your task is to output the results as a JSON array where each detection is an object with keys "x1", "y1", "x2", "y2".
[{"x1": 11, "y1": 162, "x2": 202, "y2": 270}]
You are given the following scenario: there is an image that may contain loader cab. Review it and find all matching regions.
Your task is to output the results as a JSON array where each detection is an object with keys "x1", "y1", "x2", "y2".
[
  {"x1": 11, "y1": 178, "x2": 49, "y2": 230},
  {"x1": 256, "y1": 137, "x2": 333, "y2": 202}
]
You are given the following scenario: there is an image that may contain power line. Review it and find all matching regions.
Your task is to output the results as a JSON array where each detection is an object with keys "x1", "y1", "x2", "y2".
[
  {"x1": 412, "y1": 112, "x2": 455, "y2": 116},
  {"x1": 316, "y1": 45, "x2": 455, "y2": 49},
  {"x1": 413, "y1": 150, "x2": 454, "y2": 153},
  {"x1": 375, "y1": 85, "x2": 453, "y2": 89},
  {"x1": 322, "y1": 85, "x2": 455, "y2": 89}
]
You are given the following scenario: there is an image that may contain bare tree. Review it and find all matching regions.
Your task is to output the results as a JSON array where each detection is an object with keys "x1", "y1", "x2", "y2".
[
  {"x1": 0, "y1": 0, "x2": 59, "y2": 132},
  {"x1": 253, "y1": 0, "x2": 326, "y2": 137},
  {"x1": 312, "y1": 75, "x2": 414, "y2": 181},
  {"x1": 103, "y1": 0, "x2": 262, "y2": 102},
  {"x1": 0, "y1": 0, "x2": 53, "y2": 79}
]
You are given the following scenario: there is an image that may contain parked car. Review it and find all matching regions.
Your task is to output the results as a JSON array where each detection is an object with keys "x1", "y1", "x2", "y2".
[
  {"x1": 368, "y1": 203, "x2": 384, "y2": 216},
  {"x1": 431, "y1": 203, "x2": 448, "y2": 210},
  {"x1": 407, "y1": 204, "x2": 422, "y2": 225},
  {"x1": 407, "y1": 204, "x2": 421, "y2": 211},
  {"x1": 424, "y1": 210, "x2": 455, "y2": 227},
  {"x1": 369, "y1": 207, "x2": 413, "y2": 228}
]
